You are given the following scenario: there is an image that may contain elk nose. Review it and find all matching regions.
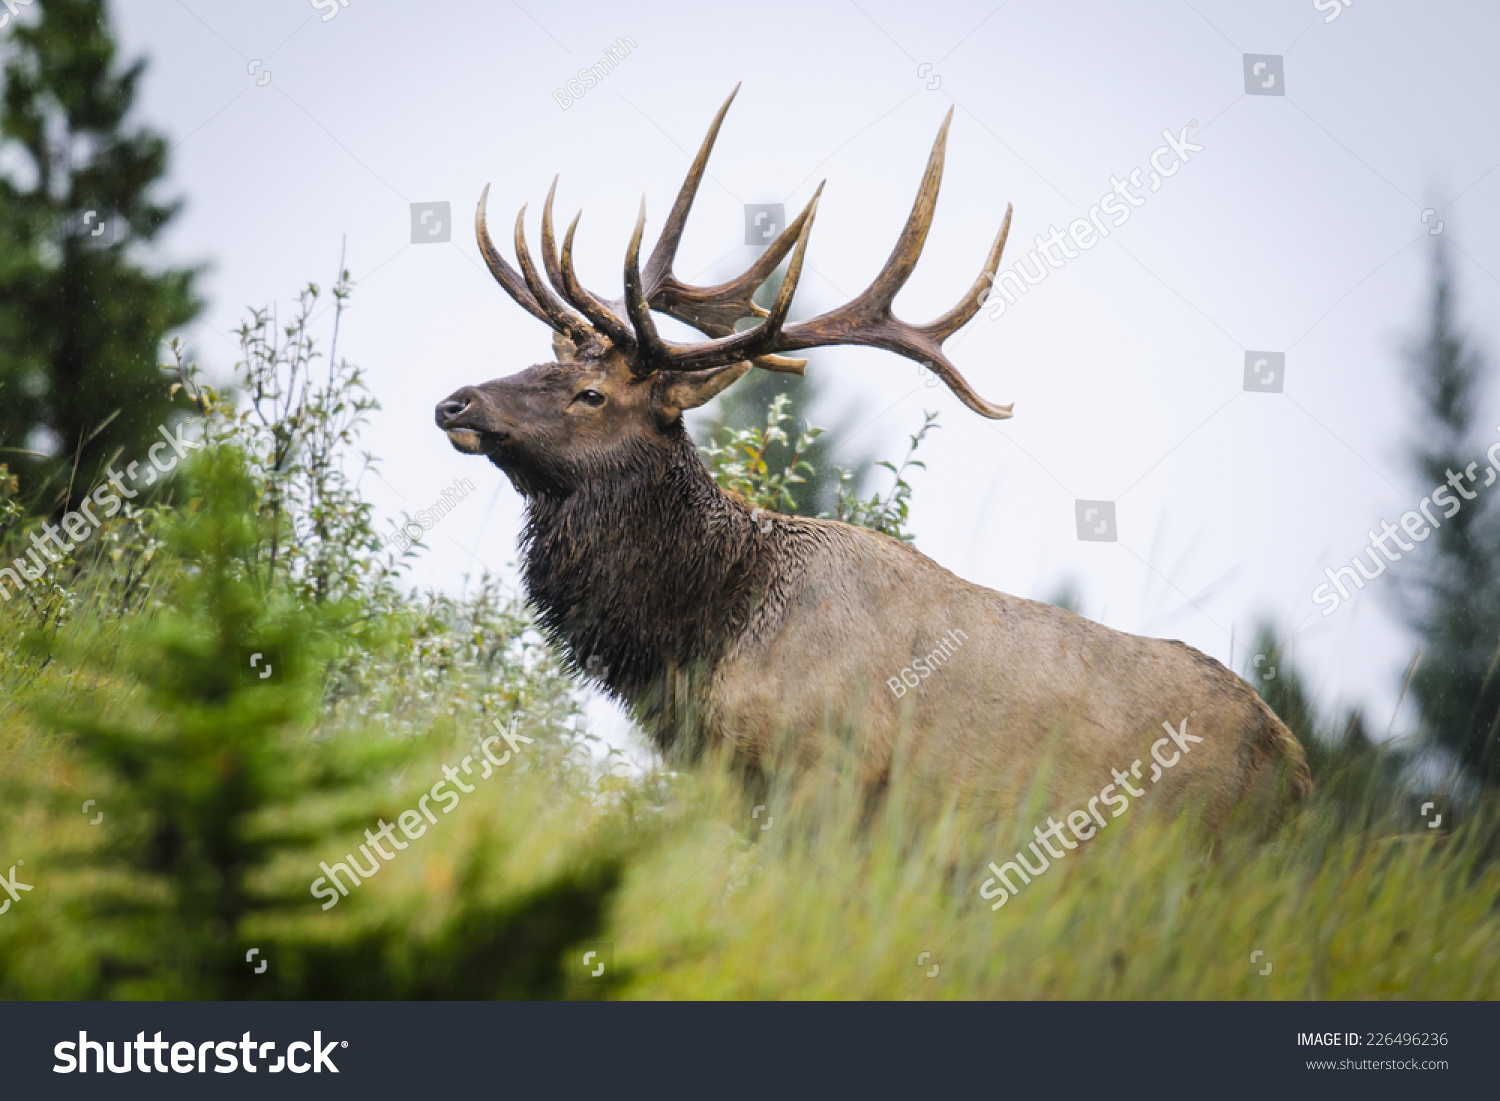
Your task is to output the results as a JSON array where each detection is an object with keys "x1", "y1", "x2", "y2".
[{"x1": 435, "y1": 398, "x2": 470, "y2": 427}]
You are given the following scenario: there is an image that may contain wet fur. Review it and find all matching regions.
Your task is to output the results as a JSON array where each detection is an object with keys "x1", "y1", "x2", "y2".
[{"x1": 508, "y1": 418, "x2": 1311, "y2": 824}]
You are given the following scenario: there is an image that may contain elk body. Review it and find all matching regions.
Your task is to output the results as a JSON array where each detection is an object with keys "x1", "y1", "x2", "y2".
[{"x1": 435, "y1": 87, "x2": 1311, "y2": 824}]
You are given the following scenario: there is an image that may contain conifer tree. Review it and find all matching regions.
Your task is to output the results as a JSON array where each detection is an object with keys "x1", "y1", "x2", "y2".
[
  {"x1": 1401, "y1": 241, "x2": 1500, "y2": 785},
  {"x1": 0, "y1": 0, "x2": 200, "y2": 509}
]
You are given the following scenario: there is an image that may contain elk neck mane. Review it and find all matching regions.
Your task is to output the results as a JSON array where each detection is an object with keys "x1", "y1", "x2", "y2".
[{"x1": 516, "y1": 416, "x2": 774, "y2": 729}]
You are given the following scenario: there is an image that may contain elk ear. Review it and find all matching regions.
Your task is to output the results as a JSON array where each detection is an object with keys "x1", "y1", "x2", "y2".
[{"x1": 654, "y1": 361, "x2": 753, "y2": 418}]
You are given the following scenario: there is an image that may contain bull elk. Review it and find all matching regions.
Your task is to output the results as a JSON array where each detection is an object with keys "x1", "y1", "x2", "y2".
[{"x1": 435, "y1": 86, "x2": 1310, "y2": 824}]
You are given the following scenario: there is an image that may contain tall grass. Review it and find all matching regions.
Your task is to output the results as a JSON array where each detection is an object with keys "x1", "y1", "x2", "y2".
[{"x1": 611, "y1": 757, "x2": 1500, "y2": 998}]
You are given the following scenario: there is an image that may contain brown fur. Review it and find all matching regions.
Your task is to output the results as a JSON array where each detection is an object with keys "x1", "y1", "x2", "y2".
[{"x1": 436, "y1": 346, "x2": 1312, "y2": 825}]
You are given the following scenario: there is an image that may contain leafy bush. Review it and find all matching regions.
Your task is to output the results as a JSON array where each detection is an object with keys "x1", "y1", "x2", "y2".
[
  {"x1": 822, "y1": 409, "x2": 940, "y2": 544},
  {"x1": 703, "y1": 394, "x2": 940, "y2": 544},
  {"x1": 0, "y1": 278, "x2": 619, "y2": 999},
  {"x1": 700, "y1": 392, "x2": 823, "y2": 514}
]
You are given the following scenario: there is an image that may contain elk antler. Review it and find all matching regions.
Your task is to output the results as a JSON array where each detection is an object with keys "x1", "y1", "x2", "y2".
[
  {"x1": 629, "y1": 84, "x2": 817, "y2": 376},
  {"x1": 780, "y1": 110, "x2": 1014, "y2": 420},
  {"x1": 549, "y1": 188, "x2": 637, "y2": 351},
  {"x1": 623, "y1": 188, "x2": 822, "y2": 374},
  {"x1": 476, "y1": 87, "x2": 1014, "y2": 419},
  {"x1": 477, "y1": 184, "x2": 592, "y2": 344},
  {"x1": 626, "y1": 103, "x2": 1013, "y2": 418}
]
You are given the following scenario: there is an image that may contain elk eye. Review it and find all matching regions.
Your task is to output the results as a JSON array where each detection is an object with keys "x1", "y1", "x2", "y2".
[{"x1": 572, "y1": 389, "x2": 606, "y2": 407}]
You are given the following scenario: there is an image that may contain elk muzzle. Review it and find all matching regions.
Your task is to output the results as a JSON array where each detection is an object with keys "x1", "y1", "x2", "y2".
[{"x1": 435, "y1": 388, "x2": 490, "y2": 454}]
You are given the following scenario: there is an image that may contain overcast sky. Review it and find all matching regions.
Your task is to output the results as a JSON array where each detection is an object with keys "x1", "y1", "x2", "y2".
[{"x1": 85, "y1": 0, "x2": 1500, "y2": 749}]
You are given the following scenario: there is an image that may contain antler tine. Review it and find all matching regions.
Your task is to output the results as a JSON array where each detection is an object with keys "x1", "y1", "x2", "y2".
[
  {"x1": 476, "y1": 183, "x2": 555, "y2": 329},
  {"x1": 640, "y1": 83, "x2": 738, "y2": 298},
  {"x1": 632, "y1": 85, "x2": 817, "y2": 350},
  {"x1": 802, "y1": 200, "x2": 1016, "y2": 420},
  {"x1": 769, "y1": 109, "x2": 1015, "y2": 420},
  {"x1": 561, "y1": 214, "x2": 638, "y2": 350},
  {"x1": 789, "y1": 108, "x2": 952, "y2": 340},
  {"x1": 512, "y1": 202, "x2": 592, "y2": 340},
  {"x1": 636, "y1": 186, "x2": 822, "y2": 375},
  {"x1": 920, "y1": 202, "x2": 1012, "y2": 343},
  {"x1": 649, "y1": 184, "x2": 824, "y2": 338},
  {"x1": 909, "y1": 344, "x2": 1014, "y2": 419},
  {"x1": 550, "y1": 196, "x2": 637, "y2": 349},
  {"x1": 625, "y1": 186, "x2": 811, "y2": 377},
  {"x1": 538, "y1": 177, "x2": 568, "y2": 293},
  {"x1": 624, "y1": 197, "x2": 668, "y2": 377},
  {"x1": 631, "y1": 190, "x2": 820, "y2": 375}
]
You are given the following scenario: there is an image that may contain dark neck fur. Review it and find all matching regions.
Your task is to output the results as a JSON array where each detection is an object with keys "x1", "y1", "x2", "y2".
[{"x1": 517, "y1": 421, "x2": 770, "y2": 745}]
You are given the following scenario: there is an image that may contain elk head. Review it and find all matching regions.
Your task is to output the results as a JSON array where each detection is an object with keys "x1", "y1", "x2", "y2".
[{"x1": 435, "y1": 84, "x2": 1015, "y2": 497}]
